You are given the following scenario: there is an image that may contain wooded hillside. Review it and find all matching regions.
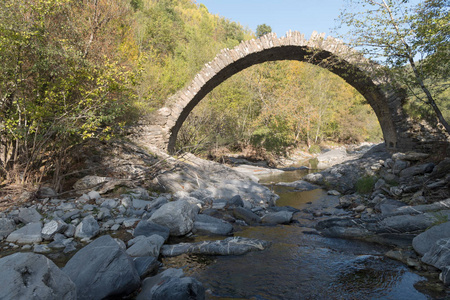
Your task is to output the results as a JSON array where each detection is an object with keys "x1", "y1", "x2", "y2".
[{"x1": 9, "y1": 0, "x2": 444, "y2": 188}]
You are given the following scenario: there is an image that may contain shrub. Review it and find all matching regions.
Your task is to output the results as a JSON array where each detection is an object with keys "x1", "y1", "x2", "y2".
[
  {"x1": 308, "y1": 145, "x2": 321, "y2": 154},
  {"x1": 355, "y1": 176, "x2": 376, "y2": 194}
]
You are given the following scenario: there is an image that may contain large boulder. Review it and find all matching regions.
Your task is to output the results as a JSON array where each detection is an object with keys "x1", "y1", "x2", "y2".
[
  {"x1": 194, "y1": 214, "x2": 233, "y2": 235},
  {"x1": 136, "y1": 269, "x2": 182, "y2": 300},
  {"x1": 232, "y1": 207, "x2": 261, "y2": 225},
  {"x1": 422, "y1": 238, "x2": 450, "y2": 270},
  {"x1": 399, "y1": 163, "x2": 435, "y2": 178},
  {"x1": 136, "y1": 268, "x2": 205, "y2": 300},
  {"x1": 133, "y1": 256, "x2": 160, "y2": 278},
  {"x1": 0, "y1": 252, "x2": 76, "y2": 299},
  {"x1": 316, "y1": 148, "x2": 348, "y2": 168},
  {"x1": 378, "y1": 213, "x2": 443, "y2": 233},
  {"x1": 42, "y1": 218, "x2": 68, "y2": 241},
  {"x1": 161, "y1": 236, "x2": 270, "y2": 257},
  {"x1": 149, "y1": 200, "x2": 197, "y2": 236},
  {"x1": 18, "y1": 207, "x2": 42, "y2": 224},
  {"x1": 133, "y1": 220, "x2": 170, "y2": 241},
  {"x1": 126, "y1": 235, "x2": 165, "y2": 257},
  {"x1": 151, "y1": 277, "x2": 205, "y2": 300},
  {"x1": 6, "y1": 222, "x2": 42, "y2": 244},
  {"x1": 413, "y1": 222, "x2": 450, "y2": 256},
  {"x1": 261, "y1": 211, "x2": 293, "y2": 224},
  {"x1": 63, "y1": 235, "x2": 140, "y2": 300}
]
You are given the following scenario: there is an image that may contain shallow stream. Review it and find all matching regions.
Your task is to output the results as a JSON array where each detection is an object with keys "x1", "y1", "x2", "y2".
[{"x1": 163, "y1": 168, "x2": 448, "y2": 300}]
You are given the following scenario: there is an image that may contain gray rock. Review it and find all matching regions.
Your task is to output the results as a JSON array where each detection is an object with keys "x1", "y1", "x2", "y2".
[
  {"x1": 399, "y1": 163, "x2": 435, "y2": 178},
  {"x1": 33, "y1": 244, "x2": 51, "y2": 253},
  {"x1": 374, "y1": 179, "x2": 386, "y2": 190},
  {"x1": 64, "y1": 224, "x2": 76, "y2": 237},
  {"x1": 390, "y1": 186, "x2": 403, "y2": 197},
  {"x1": 378, "y1": 213, "x2": 442, "y2": 233},
  {"x1": 430, "y1": 158, "x2": 450, "y2": 179},
  {"x1": 422, "y1": 238, "x2": 450, "y2": 270},
  {"x1": 133, "y1": 220, "x2": 170, "y2": 241},
  {"x1": 133, "y1": 256, "x2": 160, "y2": 278},
  {"x1": 233, "y1": 207, "x2": 261, "y2": 225},
  {"x1": 97, "y1": 207, "x2": 112, "y2": 221},
  {"x1": 122, "y1": 218, "x2": 139, "y2": 228},
  {"x1": 384, "y1": 158, "x2": 394, "y2": 168},
  {"x1": 377, "y1": 199, "x2": 406, "y2": 217},
  {"x1": 379, "y1": 199, "x2": 450, "y2": 217},
  {"x1": 42, "y1": 218, "x2": 68, "y2": 240},
  {"x1": 6, "y1": 222, "x2": 42, "y2": 244},
  {"x1": 441, "y1": 266, "x2": 450, "y2": 285},
  {"x1": 328, "y1": 190, "x2": 341, "y2": 196},
  {"x1": 126, "y1": 234, "x2": 165, "y2": 257},
  {"x1": 137, "y1": 268, "x2": 184, "y2": 300},
  {"x1": 392, "y1": 152, "x2": 430, "y2": 161},
  {"x1": 413, "y1": 222, "x2": 450, "y2": 256},
  {"x1": 73, "y1": 175, "x2": 112, "y2": 193},
  {"x1": 156, "y1": 153, "x2": 278, "y2": 207},
  {"x1": 277, "y1": 180, "x2": 320, "y2": 191},
  {"x1": 48, "y1": 238, "x2": 71, "y2": 249},
  {"x1": 316, "y1": 218, "x2": 372, "y2": 239},
  {"x1": 317, "y1": 148, "x2": 348, "y2": 165},
  {"x1": 0, "y1": 253, "x2": 76, "y2": 299},
  {"x1": 18, "y1": 207, "x2": 42, "y2": 224},
  {"x1": 61, "y1": 210, "x2": 80, "y2": 221},
  {"x1": 132, "y1": 198, "x2": 152, "y2": 210},
  {"x1": 392, "y1": 160, "x2": 410, "y2": 175},
  {"x1": 0, "y1": 218, "x2": 16, "y2": 239},
  {"x1": 87, "y1": 190, "x2": 101, "y2": 200},
  {"x1": 151, "y1": 276, "x2": 205, "y2": 300},
  {"x1": 129, "y1": 187, "x2": 150, "y2": 200},
  {"x1": 100, "y1": 199, "x2": 118, "y2": 209},
  {"x1": 37, "y1": 186, "x2": 57, "y2": 199},
  {"x1": 149, "y1": 200, "x2": 197, "y2": 236},
  {"x1": 189, "y1": 189, "x2": 213, "y2": 201},
  {"x1": 146, "y1": 196, "x2": 168, "y2": 212},
  {"x1": 194, "y1": 214, "x2": 233, "y2": 235},
  {"x1": 75, "y1": 215, "x2": 99, "y2": 239},
  {"x1": 226, "y1": 195, "x2": 244, "y2": 207},
  {"x1": 63, "y1": 235, "x2": 140, "y2": 300},
  {"x1": 161, "y1": 236, "x2": 270, "y2": 257},
  {"x1": 261, "y1": 211, "x2": 293, "y2": 224}
]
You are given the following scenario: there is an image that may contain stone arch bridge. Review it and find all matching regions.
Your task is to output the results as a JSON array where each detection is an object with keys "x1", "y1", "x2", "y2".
[{"x1": 134, "y1": 31, "x2": 447, "y2": 154}]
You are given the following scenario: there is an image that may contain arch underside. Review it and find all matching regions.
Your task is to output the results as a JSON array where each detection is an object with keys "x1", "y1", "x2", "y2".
[{"x1": 166, "y1": 45, "x2": 401, "y2": 153}]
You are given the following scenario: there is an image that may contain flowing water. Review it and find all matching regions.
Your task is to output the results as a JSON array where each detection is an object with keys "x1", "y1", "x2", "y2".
[{"x1": 163, "y1": 168, "x2": 448, "y2": 300}]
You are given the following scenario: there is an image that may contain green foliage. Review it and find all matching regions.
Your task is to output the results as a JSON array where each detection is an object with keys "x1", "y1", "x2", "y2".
[
  {"x1": 355, "y1": 176, "x2": 376, "y2": 194},
  {"x1": 256, "y1": 24, "x2": 272, "y2": 38},
  {"x1": 337, "y1": 0, "x2": 450, "y2": 133},
  {"x1": 0, "y1": 0, "x2": 136, "y2": 186},
  {"x1": 308, "y1": 145, "x2": 321, "y2": 154},
  {"x1": 250, "y1": 123, "x2": 293, "y2": 155},
  {"x1": 178, "y1": 59, "x2": 383, "y2": 155}
]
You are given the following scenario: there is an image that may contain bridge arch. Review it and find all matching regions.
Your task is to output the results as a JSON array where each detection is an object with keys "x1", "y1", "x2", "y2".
[{"x1": 142, "y1": 31, "x2": 420, "y2": 153}]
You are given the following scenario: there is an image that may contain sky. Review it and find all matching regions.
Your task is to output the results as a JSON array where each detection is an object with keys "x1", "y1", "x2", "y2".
[{"x1": 197, "y1": 0, "x2": 349, "y2": 39}]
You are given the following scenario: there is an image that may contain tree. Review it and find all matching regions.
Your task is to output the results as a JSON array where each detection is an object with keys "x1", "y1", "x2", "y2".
[
  {"x1": 256, "y1": 24, "x2": 272, "y2": 38},
  {"x1": 338, "y1": 0, "x2": 450, "y2": 134},
  {"x1": 0, "y1": 0, "x2": 135, "y2": 187}
]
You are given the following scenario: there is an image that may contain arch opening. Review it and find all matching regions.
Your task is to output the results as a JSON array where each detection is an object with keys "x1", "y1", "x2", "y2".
[{"x1": 151, "y1": 32, "x2": 411, "y2": 154}]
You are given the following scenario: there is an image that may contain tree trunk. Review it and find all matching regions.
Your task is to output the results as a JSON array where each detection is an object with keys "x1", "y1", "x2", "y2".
[{"x1": 408, "y1": 57, "x2": 450, "y2": 135}]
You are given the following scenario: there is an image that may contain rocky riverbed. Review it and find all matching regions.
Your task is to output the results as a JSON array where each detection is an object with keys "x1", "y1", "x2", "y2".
[{"x1": 0, "y1": 141, "x2": 449, "y2": 299}]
